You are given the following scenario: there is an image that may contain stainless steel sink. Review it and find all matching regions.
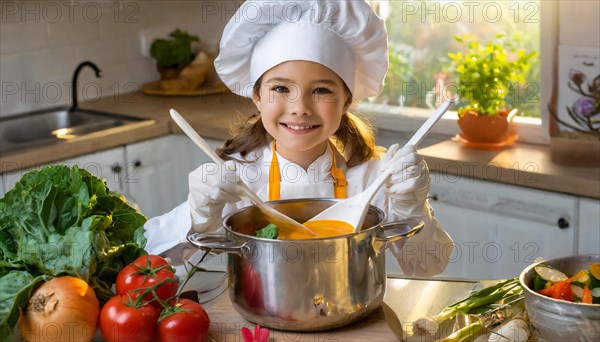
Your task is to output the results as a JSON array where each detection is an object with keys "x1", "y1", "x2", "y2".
[{"x1": 0, "y1": 107, "x2": 147, "y2": 154}]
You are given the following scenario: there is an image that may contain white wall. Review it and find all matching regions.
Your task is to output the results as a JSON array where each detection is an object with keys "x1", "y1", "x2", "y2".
[
  {"x1": 559, "y1": 0, "x2": 600, "y2": 47},
  {"x1": 1, "y1": 1, "x2": 598, "y2": 118},
  {"x1": 0, "y1": 1, "x2": 238, "y2": 117}
]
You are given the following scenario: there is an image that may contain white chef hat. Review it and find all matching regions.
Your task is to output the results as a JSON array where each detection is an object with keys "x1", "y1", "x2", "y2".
[{"x1": 214, "y1": 0, "x2": 389, "y2": 105}]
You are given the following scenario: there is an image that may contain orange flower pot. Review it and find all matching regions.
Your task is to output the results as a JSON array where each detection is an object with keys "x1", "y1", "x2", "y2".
[{"x1": 457, "y1": 109, "x2": 516, "y2": 143}]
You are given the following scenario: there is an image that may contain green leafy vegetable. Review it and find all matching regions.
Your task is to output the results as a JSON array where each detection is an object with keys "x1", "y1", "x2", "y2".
[
  {"x1": 256, "y1": 224, "x2": 278, "y2": 239},
  {"x1": 0, "y1": 165, "x2": 147, "y2": 334},
  {"x1": 150, "y1": 28, "x2": 199, "y2": 68},
  {"x1": 0, "y1": 271, "x2": 48, "y2": 337}
]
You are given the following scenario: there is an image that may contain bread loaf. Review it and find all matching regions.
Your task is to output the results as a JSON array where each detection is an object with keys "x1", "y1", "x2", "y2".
[{"x1": 159, "y1": 51, "x2": 213, "y2": 91}]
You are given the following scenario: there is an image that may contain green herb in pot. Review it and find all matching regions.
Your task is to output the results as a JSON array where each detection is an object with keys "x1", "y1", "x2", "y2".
[
  {"x1": 150, "y1": 28, "x2": 200, "y2": 69},
  {"x1": 256, "y1": 224, "x2": 278, "y2": 239}
]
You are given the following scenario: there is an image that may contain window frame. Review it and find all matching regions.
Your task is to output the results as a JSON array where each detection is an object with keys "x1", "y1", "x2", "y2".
[{"x1": 360, "y1": 1, "x2": 556, "y2": 146}]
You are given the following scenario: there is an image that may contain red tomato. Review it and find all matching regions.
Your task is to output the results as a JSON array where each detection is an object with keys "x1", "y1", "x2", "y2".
[
  {"x1": 116, "y1": 255, "x2": 178, "y2": 303},
  {"x1": 99, "y1": 294, "x2": 161, "y2": 342},
  {"x1": 242, "y1": 263, "x2": 264, "y2": 312},
  {"x1": 158, "y1": 299, "x2": 210, "y2": 342},
  {"x1": 554, "y1": 281, "x2": 573, "y2": 301}
]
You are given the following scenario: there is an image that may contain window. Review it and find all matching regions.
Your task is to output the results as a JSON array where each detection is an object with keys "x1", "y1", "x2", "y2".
[{"x1": 361, "y1": 0, "x2": 551, "y2": 144}]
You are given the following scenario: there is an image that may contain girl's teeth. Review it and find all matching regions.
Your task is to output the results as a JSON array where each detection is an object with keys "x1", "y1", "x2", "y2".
[{"x1": 288, "y1": 125, "x2": 312, "y2": 130}]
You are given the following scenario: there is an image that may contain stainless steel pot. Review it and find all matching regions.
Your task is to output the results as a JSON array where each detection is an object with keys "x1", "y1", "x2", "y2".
[{"x1": 188, "y1": 198, "x2": 423, "y2": 332}]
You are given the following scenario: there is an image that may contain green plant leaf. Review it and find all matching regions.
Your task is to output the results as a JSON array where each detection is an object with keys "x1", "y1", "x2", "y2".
[
  {"x1": 150, "y1": 29, "x2": 200, "y2": 68},
  {"x1": 449, "y1": 33, "x2": 536, "y2": 115}
]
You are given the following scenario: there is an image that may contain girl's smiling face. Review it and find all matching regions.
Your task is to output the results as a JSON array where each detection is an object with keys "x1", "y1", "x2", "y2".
[{"x1": 254, "y1": 60, "x2": 351, "y2": 168}]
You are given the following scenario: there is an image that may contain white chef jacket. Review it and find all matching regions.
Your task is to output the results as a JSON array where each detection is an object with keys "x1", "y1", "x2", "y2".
[{"x1": 144, "y1": 143, "x2": 453, "y2": 277}]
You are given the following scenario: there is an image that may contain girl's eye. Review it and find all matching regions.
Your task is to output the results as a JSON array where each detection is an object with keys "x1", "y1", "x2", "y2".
[
  {"x1": 313, "y1": 87, "x2": 332, "y2": 94},
  {"x1": 271, "y1": 85, "x2": 289, "y2": 93}
]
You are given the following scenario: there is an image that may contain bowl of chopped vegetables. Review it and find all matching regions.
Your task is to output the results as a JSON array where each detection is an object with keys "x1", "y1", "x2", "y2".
[{"x1": 519, "y1": 254, "x2": 600, "y2": 341}]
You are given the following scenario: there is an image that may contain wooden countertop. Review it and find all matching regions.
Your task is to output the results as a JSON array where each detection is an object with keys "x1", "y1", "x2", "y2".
[
  {"x1": 203, "y1": 277, "x2": 542, "y2": 341},
  {"x1": 204, "y1": 277, "x2": 476, "y2": 341},
  {"x1": 1, "y1": 91, "x2": 598, "y2": 199},
  {"x1": 421, "y1": 140, "x2": 600, "y2": 199}
]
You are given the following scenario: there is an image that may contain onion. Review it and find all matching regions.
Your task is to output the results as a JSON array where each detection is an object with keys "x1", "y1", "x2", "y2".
[{"x1": 20, "y1": 277, "x2": 100, "y2": 342}]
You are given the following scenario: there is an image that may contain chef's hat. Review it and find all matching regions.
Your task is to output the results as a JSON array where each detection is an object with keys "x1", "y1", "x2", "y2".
[{"x1": 214, "y1": 0, "x2": 389, "y2": 104}]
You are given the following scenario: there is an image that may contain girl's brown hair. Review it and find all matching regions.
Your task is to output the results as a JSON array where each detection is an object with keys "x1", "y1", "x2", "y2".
[{"x1": 216, "y1": 78, "x2": 379, "y2": 168}]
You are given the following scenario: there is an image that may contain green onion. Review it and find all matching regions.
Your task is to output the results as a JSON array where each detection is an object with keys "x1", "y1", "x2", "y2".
[
  {"x1": 413, "y1": 278, "x2": 522, "y2": 336},
  {"x1": 436, "y1": 321, "x2": 484, "y2": 342}
]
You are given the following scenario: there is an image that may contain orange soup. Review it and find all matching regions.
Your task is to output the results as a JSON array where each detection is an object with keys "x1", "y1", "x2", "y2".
[{"x1": 277, "y1": 220, "x2": 355, "y2": 240}]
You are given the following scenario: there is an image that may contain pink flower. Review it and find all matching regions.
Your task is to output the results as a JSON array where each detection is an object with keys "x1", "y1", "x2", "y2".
[{"x1": 241, "y1": 324, "x2": 270, "y2": 342}]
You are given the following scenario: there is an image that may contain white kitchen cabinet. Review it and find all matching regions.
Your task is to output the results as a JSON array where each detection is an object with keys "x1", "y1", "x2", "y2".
[
  {"x1": 0, "y1": 136, "x2": 224, "y2": 218},
  {"x1": 125, "y1": 135, "x2": 223, "y2": 219},
  {"x1": 420, "y1": 173, "x2": 577, "y2": 280},
  {"x1": 1, "y1": 147, "x2": 125, "y2": 194},
  {"x1": 578, "y1": 198, "x2": 600, "y2": 255}
]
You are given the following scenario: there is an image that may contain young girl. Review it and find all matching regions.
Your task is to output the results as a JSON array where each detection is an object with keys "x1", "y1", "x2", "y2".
[{"x1": 144, "y1": 0, "x2": 452, "y2": 277}]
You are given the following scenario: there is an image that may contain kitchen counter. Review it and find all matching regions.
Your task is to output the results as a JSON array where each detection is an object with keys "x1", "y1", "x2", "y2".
[
  {"x1": 202, "y1": 276, "x2": 477, "y2": 341},
  {"x1": 1, "y1": 91, "x2": 598, "y2": 199},
  {"x1": 420, "y1": 140, "x2": 600, "y2": 199}
]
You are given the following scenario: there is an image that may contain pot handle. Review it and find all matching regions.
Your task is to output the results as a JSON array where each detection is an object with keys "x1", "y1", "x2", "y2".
[
  {"x1": 376, "y1": 219, "x2": 424, "y2": 246},
  {"x1": 187, "y1": 233, "x2": 249, "y2": 256}
]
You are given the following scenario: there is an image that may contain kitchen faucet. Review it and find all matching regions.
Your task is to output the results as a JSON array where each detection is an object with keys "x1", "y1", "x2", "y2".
[{"x1": 70, "y1": 61, "x2": 101, "y2": 112}]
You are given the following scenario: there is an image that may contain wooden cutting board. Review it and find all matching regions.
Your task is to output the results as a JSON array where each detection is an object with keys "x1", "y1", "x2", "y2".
[{"x1": 206, "y1": 294, "x2": 404, "y2": 342}]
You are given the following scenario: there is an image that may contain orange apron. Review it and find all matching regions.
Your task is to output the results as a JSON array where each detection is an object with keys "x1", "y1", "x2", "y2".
[{"x1": 268, "y1": 141, "x2": 347, "y2": 201}]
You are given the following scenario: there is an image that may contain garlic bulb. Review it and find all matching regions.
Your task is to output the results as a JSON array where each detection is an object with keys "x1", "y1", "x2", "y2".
[{"x1": 488, "y1": 319, "x2": 530, "y2": 342}]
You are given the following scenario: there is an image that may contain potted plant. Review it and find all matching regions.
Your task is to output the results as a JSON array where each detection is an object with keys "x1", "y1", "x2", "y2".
[
  {"x1": 150, "y1": 29, "x2": 215, "y2": 92},
  {"x1": 448, "y1": 34, "x2": 536, "y2": 143},
  {"x1": 150, "y1": 29, "x2": 199, "y2": 80}
]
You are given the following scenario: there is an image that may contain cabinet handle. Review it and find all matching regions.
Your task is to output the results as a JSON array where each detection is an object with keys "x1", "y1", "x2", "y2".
[
  {"x1": 557, "y1": 218, "x2": 570, "y2": 229},
  {"x1": 133, "y1": 160, "x2": 142, "y2": 168},
  {"x1": 431, "y1": 193, "x2": 572, "y2": 228},
  {"x1": 110, "y1": 163, "x2": 122, "y2": 173}
]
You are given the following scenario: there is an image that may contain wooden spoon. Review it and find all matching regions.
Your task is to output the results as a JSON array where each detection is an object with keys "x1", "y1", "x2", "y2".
[
  {"x1": 169, "y1": 109, "x2": 317, "y2": 237},
  {"x1": 304, "y1": 99, "x2": 453, "y2": 232}
]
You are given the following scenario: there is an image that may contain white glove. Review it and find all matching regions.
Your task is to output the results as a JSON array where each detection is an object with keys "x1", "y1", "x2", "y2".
[
  {"x1": 380, "y1": 144, "x2": 453, "y2": 277},
  {"x1": 188, "y1": 160, "x2": 244, "y2": 233},
  {"x1": 380, "y1": 143, "x2": 430, "y2": 219}
]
